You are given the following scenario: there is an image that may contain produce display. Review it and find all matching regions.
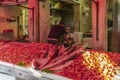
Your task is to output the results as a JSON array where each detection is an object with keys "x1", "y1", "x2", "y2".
[
  {"x1": 0, "y1": 41, "x2": 120, "y2": 80},
  {"x1": 56, "y1": 51, "x2": 120, "y2": 80},
  {"x1": 0, "y1": 41, "x2": 54, "y2": 67}
]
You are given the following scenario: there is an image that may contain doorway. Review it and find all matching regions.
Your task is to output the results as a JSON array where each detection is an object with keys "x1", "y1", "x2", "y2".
[
  {"x1": 107, "y1": 0, "x2": 113, "y2": 51},
  {"x1": 80, "y1": 0, "x2": 92, "y2": 49},
  {"x1": 18, "y1": 4, "x2": 29, "y2": 41}
]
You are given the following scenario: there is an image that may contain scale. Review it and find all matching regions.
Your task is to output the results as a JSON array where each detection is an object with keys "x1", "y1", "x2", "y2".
[{"x1": 0, "y1": 61, "x2": 71, "y2": 80}]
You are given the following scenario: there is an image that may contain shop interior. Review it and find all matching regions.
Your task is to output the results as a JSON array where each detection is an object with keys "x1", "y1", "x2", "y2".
[
  {"x1": 0, "y1": 0, "x2": 119, "y2": 52},
  {"x1": 49, "y1": 0, "x2": 92, "y2": 48},
  {"x1": 0, "y1": 2, "x2": 28, "y2": 42},
  {"x1": 0, "y1": 0, "x2": 111, "y2": 50}
]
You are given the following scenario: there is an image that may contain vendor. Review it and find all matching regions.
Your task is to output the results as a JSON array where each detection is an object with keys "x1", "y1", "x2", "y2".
[
  {"x1": 65, "y1": 27, "x2": 75, "y2": 46},
  {"x1": 48, "y1": 21, "x2": 67, "y2": 44}
]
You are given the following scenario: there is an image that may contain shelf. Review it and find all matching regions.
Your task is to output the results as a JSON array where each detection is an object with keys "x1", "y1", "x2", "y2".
[
  {"x1": 50, "y1": 0, "x2": 74, "y2": 11},
  {"x1": 50, "y1": 8, "x2": 73, "y2": 11},
  {"x1": 51, "y1": 0, "x2": 80, "y2": 4}
]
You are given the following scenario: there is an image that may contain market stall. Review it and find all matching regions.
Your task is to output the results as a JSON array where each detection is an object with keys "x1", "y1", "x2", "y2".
[{"x1": 0, "y1": 41, "x2": 120, "y2": 80}]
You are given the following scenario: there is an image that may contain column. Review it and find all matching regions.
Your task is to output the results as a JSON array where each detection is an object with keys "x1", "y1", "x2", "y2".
[{"x1": 92, "y1": 0, "x2": 107, "y2": 51}]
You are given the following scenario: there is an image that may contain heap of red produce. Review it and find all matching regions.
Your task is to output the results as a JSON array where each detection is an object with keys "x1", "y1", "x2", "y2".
[
  {"x1": 33, "y1": 45, "x2": 83, "y2": 71},
  {"x1": 56, "y1": 50, "x2": 120, "y2": 80},
  {"x1": 0, "y1": 42, "x2": 56, "y2": 67},
  {"x1": 0, "y1": 41, "x2": 83, "y2": 69},
  {"x1": 0, "y1": 41, "x2": 120, "y2": 80}
]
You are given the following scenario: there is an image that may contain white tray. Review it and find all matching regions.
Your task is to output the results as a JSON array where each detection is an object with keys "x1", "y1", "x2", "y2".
[{"x1": 0, "y1": 61, "x2": 71, "y2": 80}]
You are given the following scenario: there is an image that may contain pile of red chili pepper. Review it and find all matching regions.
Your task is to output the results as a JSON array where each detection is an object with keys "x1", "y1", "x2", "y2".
[
  {"x1": 56, "y1": 50, "x2": 120, "y2": 80},
  {"x1": 0, "y1": 41, "x2": 120, "y2": 80},
  {"x1": 0, "y1": 42, "x2": 54, "y2": 67}
]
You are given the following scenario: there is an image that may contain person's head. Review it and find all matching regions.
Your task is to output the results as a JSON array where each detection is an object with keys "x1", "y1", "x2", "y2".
[{"x1": 66, "y1": 27, "x2": 71, "y2": 33}]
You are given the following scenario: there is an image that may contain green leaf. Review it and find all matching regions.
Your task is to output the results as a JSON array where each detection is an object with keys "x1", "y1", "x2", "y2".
[
  {"x1": 42, "y1": 68, "x2": 54, "y2": 73},
  {"x1": 17, "y1": 62, "x2": 25, "y2": 67}
]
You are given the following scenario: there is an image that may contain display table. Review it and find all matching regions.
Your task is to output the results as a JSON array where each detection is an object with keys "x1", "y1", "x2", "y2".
[
  {"x1": 114, "y1": 75, "x2": 120, "y2": 80},
  {"x1": 0, "y1": 73, "x2": 15, "y2": 80},
  {"x1": 0, "y1": 61, "x2": 71, "y2": 80}
]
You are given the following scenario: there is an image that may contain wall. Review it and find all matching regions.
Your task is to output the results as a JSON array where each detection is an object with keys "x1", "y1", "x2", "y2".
[
  {"x1": 28, "y1": 0, "x2": 50, "y2": 43},
  {"x1": 39, "y1": 1, "x2": 50, "y2": 43},
  {"x1": 92, "y1": 0, "x2": 107, "y2": 51},
  {"x1": 0, "y1": 7, "x2": 6, "y2": 33},
  {"x1": 28, "y1": 0, "x2": 37, "y2": 42}
]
